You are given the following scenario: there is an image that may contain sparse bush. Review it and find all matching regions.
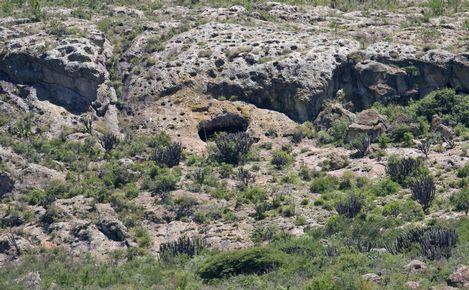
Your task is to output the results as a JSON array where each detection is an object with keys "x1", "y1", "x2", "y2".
[
  {"x1": 152, "y1": 141, "x2": 182, "y2": 168},
  {"x1": 197, "y1": 247, "x2": 286, "y2": 280},
  {"x1": 335, "y1": 193, "x2": 364, "y2": 219},
  {"x1": 418, "y1": 137, "x2": 432, "y2": 158},
  {"x1": 271, "y1": 149, "x2": 293, "y2": 169},
  {"x1": 236, "y1": 167, "x2": 254, "y2": 187},
  {"x1": 211, "y1": 132, "x2": 253, "y2": 165},
  {"x1": 310, "y1": 175, "x2": 338, "y2": 193},
  {"x1": 411, "y1": 175, "x2": 436, "y2": 213}
]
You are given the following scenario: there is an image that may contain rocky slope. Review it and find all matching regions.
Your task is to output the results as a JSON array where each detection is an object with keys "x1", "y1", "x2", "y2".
[{"x1": 0, "y1": 1, "x2": 468, "y2": 288}]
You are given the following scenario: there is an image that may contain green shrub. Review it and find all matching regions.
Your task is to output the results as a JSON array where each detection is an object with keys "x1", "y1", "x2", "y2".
[
  {"x1": 382, "y1": 200, "x2": 425, "y2": 222},
  {"x1": 271, "y1": 149, "x2": 293, "y2": 169},
  {"x1": 451, "y1": 187, "x2": 469, "y2": 215},
  {"x1": 386, "y1": 155, "x2": 428, "y2": 186},
  {"x1": 142, "y1": 166, "x2": 180, "y2": 199},
  {"x1": 411, "y1": 89, "x2": 468, "y2": 126},
  {"x1": 310, "y1": 175, "x2": 338, "y2": 193},
  {"x1": 370, "y1": 178, "x2": 400, "y2": 196},
  {"x1": 197, "y1": 247, "x2": 286, "y2": 280},
  {"x1": 211, "y1": 132, "x2": 253, "y2": 165},
  {"x1": 457, "y1": 162, "x2": 469, "y2": 178},
  {"x1": 242, "y1": 186, "x2": 267, "y2": 204}
]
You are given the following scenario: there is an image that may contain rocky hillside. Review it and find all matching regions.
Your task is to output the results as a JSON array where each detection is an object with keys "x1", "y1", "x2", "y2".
[{"x1": 0, "y1": 0, "x2": 468, "y2": 289}]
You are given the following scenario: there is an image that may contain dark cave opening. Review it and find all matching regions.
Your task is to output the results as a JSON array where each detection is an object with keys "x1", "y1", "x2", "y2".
[{"x1": 197, "y1": 114, "x2": 249, "y2": 142}]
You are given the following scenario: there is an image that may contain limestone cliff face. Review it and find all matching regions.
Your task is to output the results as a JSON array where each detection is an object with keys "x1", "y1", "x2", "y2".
[
  {"x1": 124, "y1": 24, "x2": 468, "y2": 122},
  {"x1": 0, "y1": 20, "x2": 115, "y2": 116}
]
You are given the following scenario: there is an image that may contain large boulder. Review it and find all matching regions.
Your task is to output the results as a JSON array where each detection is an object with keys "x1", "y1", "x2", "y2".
[
  {"x1": 345, "y1": 109, "x2": 388, "y2": 142},
  {"x1": 314, "y1": 102, "x2": 356, "y2": 131},
  {"x1": 448, "y1": 265, "x2": 469, "y2": 288},
  {"x1": 0, "y1": 19, "x2": 116, "y2": 117}
]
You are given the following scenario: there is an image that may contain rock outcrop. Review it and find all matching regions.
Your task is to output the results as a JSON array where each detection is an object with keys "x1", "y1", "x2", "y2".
[
  {"x1": 0, "y1": 172, "x2": 14, "y2": 197},
  {"x1": 0, "y1": 19, "x2": 118, "y2": 124},
  {"x1": 448, "y1": 265, "x2": 469, "y2": 288}
]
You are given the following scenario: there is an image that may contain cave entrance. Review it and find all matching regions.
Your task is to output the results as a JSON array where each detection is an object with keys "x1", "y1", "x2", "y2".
[{"x1": 198, "y1": 114, "x2": 249, "y2": 142}]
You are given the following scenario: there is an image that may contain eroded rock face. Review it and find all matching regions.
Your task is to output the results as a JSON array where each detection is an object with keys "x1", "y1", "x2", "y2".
[
  {"x1": 0, "y1": 20, "x2": 115, "y2": 115},
  {"x1": 0, "y1": 172, "x2": 14, "y2": 197},
  {"x1": 125, "y1": 22, "x2": 468, "y2": 122},
  {"x1": 345, "y1": 109, "x2": 388, "y2": 142},
  {"x1": 448, "y1": 265, "x2": 469, "y2": 288},
  {"x1": 125, "y1": 22, "x2": 360, "y2": 121}
]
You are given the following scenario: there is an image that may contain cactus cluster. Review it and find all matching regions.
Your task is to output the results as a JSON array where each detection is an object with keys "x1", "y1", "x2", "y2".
[
  {"x1": 335, "y1": 193, "x2": 364, "y2": 219},
  {"x1": 153, "y1": 142, "x2": 182, "y2": 168},
  {"x1": 387, "y1": 227, "x2": 458, "y2": 260},
  {"x1": 159, "y1": 236, "x2": 206, "y2": 260},
  {"x1": 213, "y1": 132, "x2": 254, "y2": 165}
]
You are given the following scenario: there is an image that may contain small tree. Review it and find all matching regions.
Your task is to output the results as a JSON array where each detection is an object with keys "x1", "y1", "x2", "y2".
[
  {"x1": 335, "y1": 193, "x2": 363, "y2": 219},
  {"x1": 411, "y1": 175, "x2": 436, "y2": 213},
  {"x1": 418, "y1": 138, "x2": 431, "y2": 158}
]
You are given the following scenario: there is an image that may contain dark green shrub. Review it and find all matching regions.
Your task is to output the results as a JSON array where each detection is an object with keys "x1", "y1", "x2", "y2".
[
  {"x1": 420, "y1": 227, "x2": 458, "y2": 259},
  {"x1": 310, "y1": 175, "x2": 338, "y2": 193},
  {"x1": 335, "y1": 193, "x2": 364, "y2": 219},
  {"x1": 197, "y1": 247, "x2": 286, "y2": 280},
  {"x1": 370, "y1": 178, "x2": 400, "y2": 196},
  {"x1": 211, "y1": 132, "x2": 253, "y2": 165},
  {"x1": 159, "y1": 236, "x2": 206, "y2": 260},
  {"x1": 152, "y1": 141, "x2": 182, "y2": 168},
  {"x1": 382, "y1": 200, "x2": 425, "y2": 222},
  {"x1": 142, "y1": 166, "x2": 179, "y2": 199},
  {"x1": 388, "y1": 226, "x2": 458, "y2": 260},
  {"x1": 271, "y1": 149, "x2": 293, "y2": 169},
  {"x1": 377, "y1": 133, "x2": 390, "y2": 148},
  {"x1": 411, "y1": 88, "x2": 468, "y2": 126},
  {"x1": 411, "y1": 175, "x2": 436, "y2": 213}
]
